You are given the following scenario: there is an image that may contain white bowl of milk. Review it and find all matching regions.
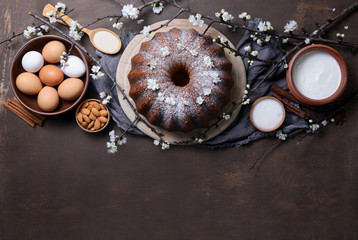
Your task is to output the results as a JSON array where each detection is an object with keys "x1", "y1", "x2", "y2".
[{"x1": 286, "y1": 44, "x2": 348, "y2": 106}]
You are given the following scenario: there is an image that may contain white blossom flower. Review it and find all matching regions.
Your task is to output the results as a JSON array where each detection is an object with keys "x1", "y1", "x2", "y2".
[
  {"x1": 147, "y1": 78, "x2": 160, "y2": 90},
  {"x1": 102, "y1": 95, "x2": 112, "y2": 105},
  {"x1": 91, "y1": 65, "x2": 101, "y2": 73},
  {"x1": 165, "y1": 97, "x2": 176, "y2": 106},
  {"x1": 26, "y1": 26, "x2": 36, "y2": 34},
  {"x1": 238, "y1": 12, "x2": 251, "y2": 20},
  {"x1": 203, "y1": 56, "x2": 214, "y2": 68},
  {"x1": 305, "y1": 38, "x2": 310, "y2": 44},
  {"x1": 210, "y1": 72, "x2": 221, "y2": 84},
  {"x1": 152, "y1": 2, "x2": 164, "y2": 14},
  {"x1": 258, "y1": 21, "x2": 274, "y2": 32},
  {"x1": 244, "y1": 45, "x2": 251, "y2": 52},
  {"x1": 246, "y1": 84, "x2": 251, "y2": 89},
  {"x1": 153, "y1": 139, "x2": 160, "y2": 146},
  {"x1": 117, "y1": 137, "x2": 127, "y2": 146},
  {"x1": 122, "y1": 4, "x2": 139, "y2": 20},
  {"x1": 257, "y1": 21, "x2": 266, "y2": 32},
  {"x1": 137, "y1": 19, "x2": 144, "y2": 24},
  {"x1": 112, "y1": 22, "x2": 123, "y2": 30},
  {"x1": 90, "y1": 69, "x2": 104, "y2": 80},
  {"x1": 190, "y1": 49, "x2": 199, "y2": 56},
  {"x1": 177, "y1": 43, "x2": 185, "y2": 50},
  {"x1": 69, "y1": 20, "x2": 84, "y2": 41},
  {"x1": 265, "y1": 35, "x2": 271, "y2": 42},
  {"x1": 256, "y1": 39, "x2": 263, "y2": 46},
  {"x1": 336, "y1": 33, "x2": 345, "y2": 38},
  {"x1": 141, "y1": 25, "x2": 150, "y2": 37},
  {"x1": 188, "y1": 13, "x2": 204, "y2": 27},
  {"x1": 344, "y1": 25, "x2": 349, "y2": 30},
  {"x1": 99, "y1": 92, "x2": 106, "y2": 99},
  {"x1": 204, "y1": 88, "x2": 212, "y2": 96},
  {"x1": 333, "y1": 8, "x2": 336, "y2": 12},
  {"x1": 161, "y1": 141, "x2": 170, "y2": 150},
  {"x1": 36, "y1": 31, "x2": 43, "y2": 36},
  {"x1": 107, "y1": 141, "x2": 118, "y2": 154},
  {"x1": 248, "y1": 60, "x2": 254, "y2": 66},
  {"x1": 196, "y1": 96, "x2": 204, "y2": 105},
  {"x1": 154, "y1": 140, "x2": 170, "y2": 150},
  {"x1": 321, "y1": 120, "x2": 329, "y2": 126},
  {"x1": 195, "y1": 138, "x2": 204, "y2": 144},
  {"x1": 216, "y1": 9, "x2": 234, "y2": 22},
  {"x1": 218, "y1": 35, "x2": 228, "y2": 44},
  {"x1": 148, "y1": 60, "x2": 156, "y2": 70},
  {"x1": 157, "y1": 92, "x2": 165, "y2": 101},
  {"x1": 40, "y1": 25, "x2": 49, "y2": 32},
  {"x1": 284, "y1": 20, "x2": 298, "y2": 33},
  {"x1": 183, "y1": 99, "x2": 190, "y2": 106},
  {"x1": 313, "y1": 30, "x2": 319, "y2": 35},
  {"x1": 23, "y1": 30, "x2": 32, "y2": 39},
  {"x1": 284, "y1": 63, "x2": 288, "y2": 69},
  {"x1": 242, "y1": 98, "x2": 251, "y2": 105},
  {"x1": 275, "y1": 130, "x2": 287, "y2": 140},
  {"x1": 161, "y1": 46, "x2": 170, "y2": 57},
  {"x1": 46, "y1": 11, "x2": 57, "y2": 23},
  {"x1": 251, "y1": 50, "x2": 259, "y2": 57},
  {"x1": 310, "y1": 123, "x2": 320, "y2": 132},
  {"x1": 109, "y1": 130, "x2": 118, "y2": 142},
  {"x1": 250, "y1": 33, "x2": 258, "y2": 41},
  {"x1": 282, "y1": 38, "x2": 289, "y2": 44},
  {"x1": 222, "y1": 113, "x2": 230, "y2": 120},
  {"x1": 55, "y1": 2, "x2": 66, "y2": 13}
]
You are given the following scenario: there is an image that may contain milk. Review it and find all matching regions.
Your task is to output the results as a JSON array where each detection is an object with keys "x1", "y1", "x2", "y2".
[
  {"x1": 292, "y1": 51, "x2": 341, "y2": 100},
  {"x1": 251, "y1": 98, "x2": 285, "y2": 131}
]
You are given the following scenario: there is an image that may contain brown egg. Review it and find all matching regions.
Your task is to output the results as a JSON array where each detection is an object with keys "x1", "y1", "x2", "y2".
[
  {"x1": 42, "y1": 40, "x2": 66, "y2": 63},
  {"x1": 15, "y1": 72, "x2": 42, "y2": 95},
  {"x1": 39, "y1": 64, "x2": 64, "y2": 86},
  {"x1": 58, "y1": 78, "x2": 84, "y2": 101},
  {"x1": 37, "y1": 86, "x2": 59, "y2": 112}
]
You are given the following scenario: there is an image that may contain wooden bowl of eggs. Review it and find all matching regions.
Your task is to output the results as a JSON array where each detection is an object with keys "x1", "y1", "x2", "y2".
[{"x1": 10, "y1": 35, "x2": 89, "y2": 115}]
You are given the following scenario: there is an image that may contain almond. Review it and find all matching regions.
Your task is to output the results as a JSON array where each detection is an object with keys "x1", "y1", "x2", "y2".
[
  {"x1": 81, "y1": 121, "x2": 88, "y2": 128},
  {"x1": 83, "y1": 115, "x2": 91, "y2": 123},
  {"x1": 81, "y1": 108, "x2": 90, "y2": 115},
  {"x1": 99, "y1": 110, "x2": 108, "y2": 117},
  {"x1": 98, "y1": 116, "x2": 108, "y2": 123},
  {"x1": 94, "y1": 119, "x2": 101, "y2": 130},
  {"x1": 77, "y1": 112, "x2": 83, "y2": 123},
  {"x1": 89, "y1": 113, "x2": 96, "y2": 121},
  {"x1": 88, "y1": 121, "x2": 94, "y2": 129},
  {"x1": 93, "y1": 101, "x2": 101, "y2": 110},
  {"x1": 91, "y1": 108, "x2": 100, "y2": 117}
]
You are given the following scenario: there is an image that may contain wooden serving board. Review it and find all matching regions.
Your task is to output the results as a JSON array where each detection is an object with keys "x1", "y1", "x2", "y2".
[{"x1": 116, "y1": 19, "x2": 246, "y2": 144}]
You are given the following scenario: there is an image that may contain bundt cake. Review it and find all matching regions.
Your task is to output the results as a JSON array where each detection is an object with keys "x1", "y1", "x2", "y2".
[{"x1": 128, "y1": 28, "x2": 234, "y2": 132}]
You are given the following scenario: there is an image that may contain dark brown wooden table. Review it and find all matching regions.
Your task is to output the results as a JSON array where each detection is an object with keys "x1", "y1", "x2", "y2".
[{"x1": 1, "y1": 0, "x2": 357, "y2": 239}]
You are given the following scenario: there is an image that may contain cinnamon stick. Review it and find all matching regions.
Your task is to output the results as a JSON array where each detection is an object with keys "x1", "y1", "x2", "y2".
[
  {"x1": 7, "y1": 98, "x2": 44, "y2": 126},
  {"x1": 3, "y1": 102, "x2": 36, "y2": 127},
  {"x1": 12, "y1": 97, "x2": 46, "y2": 120},
  {"x1": 272, "y1": 93, "x2": 310, "y2": 119},
  {"x1": 270, "y1": 84, "x2": 315, "y2": 109}
]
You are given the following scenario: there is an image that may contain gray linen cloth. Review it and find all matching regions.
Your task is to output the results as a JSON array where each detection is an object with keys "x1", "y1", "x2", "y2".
[{"x1": 89, "y1": 19, "x2": 308, "y2": 148}]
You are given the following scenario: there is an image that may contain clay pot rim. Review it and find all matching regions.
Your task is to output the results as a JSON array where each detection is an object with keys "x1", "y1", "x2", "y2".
[{"x1": 286, "y1": 44, "x2": 348, "y2": 106}]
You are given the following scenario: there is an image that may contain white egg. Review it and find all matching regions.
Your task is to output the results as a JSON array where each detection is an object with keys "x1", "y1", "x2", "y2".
[
  {"x1": 61, "y1": 55, "x2": 86, "y2": 78},
  {"x1": 21, "y1": 51, "x2": 44, "y2": 72}
]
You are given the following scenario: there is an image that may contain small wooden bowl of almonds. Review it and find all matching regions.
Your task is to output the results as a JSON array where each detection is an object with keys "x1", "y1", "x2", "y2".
[{"x1": 76, "y1": 99, "x2": 110, "y2": 132}]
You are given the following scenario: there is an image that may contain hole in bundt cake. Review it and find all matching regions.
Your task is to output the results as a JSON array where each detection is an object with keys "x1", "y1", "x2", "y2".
[{"x1": 171, "y1": 65, "x2": 190, "y2": 87}]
